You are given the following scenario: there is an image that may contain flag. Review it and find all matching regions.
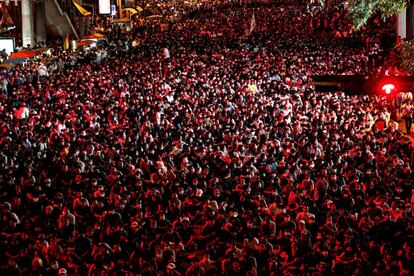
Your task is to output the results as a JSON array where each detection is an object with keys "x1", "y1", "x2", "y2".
[
  {"x1": 249, "y1": 13, "x2": 255, "y2": 34},
  {"x1": 64, "y1": 34, "x2": 70, "y2": 50}
]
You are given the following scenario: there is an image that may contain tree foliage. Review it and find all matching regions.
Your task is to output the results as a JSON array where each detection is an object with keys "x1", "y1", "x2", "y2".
[
  {"x1": 396, "y1": 39, "x2": 414, "y2": 74},
  {"x1": 348, "y1": 0, "x2": 407, "y2": 29}
]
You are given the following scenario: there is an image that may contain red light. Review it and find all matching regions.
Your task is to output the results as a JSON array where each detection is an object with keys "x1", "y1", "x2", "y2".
[{"x1": 381, "y1": 83, "x2": 395, "y2": 95}]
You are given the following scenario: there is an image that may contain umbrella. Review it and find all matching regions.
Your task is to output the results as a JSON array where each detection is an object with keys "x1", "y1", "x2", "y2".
[
  {"x1": 0, "y1": 62, "x2": 14, "y2": 71},
  {"x1": 76, "y1": 40, "x2": 95, "y2": 47},
  {"x1": 146, "y1": 15, "x2": 163, "y2": 20},
  {"x1": 82, "y1": 33, "x2": 105, "y2": 40},
  {"x1": 5, "y1": 58, "x2": 28, "y2": 64},
  {"x1": 113, "y1": 18, "x2": 130, "y2": 23},
  {"x1": 124, "y1": 8, "x2": 138, "y2": 15},
  {"x1": 9, "y1": 50, "x2": 36, "y2": 59},
  {"x1": 136, "y1": 6, "x2": 143, "y2": 12},
  {"x1": 34, "y1": 48, "x2": 52, "y2": 55}
]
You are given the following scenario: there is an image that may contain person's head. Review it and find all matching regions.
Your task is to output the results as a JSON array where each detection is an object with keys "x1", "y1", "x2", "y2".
[
  {"x1": 166, "y1": 262, "x2": 176, "y2": 274},
  {"x1": 317, "y1": 262, "x2": 328, "y2": 274},
  {"x1": 284, "y1": 214, "x2": 291, "y2": 221},
  {"x1": 159, "y1": 213, "x2": 165, "y2": 221},
  {"x1": 1, "y1": 202, "x2": 11, "y2": 213},
  {"x1": 58, "y1": 268, "x2": 67, "y2": 276},
  {"x1": 308, "y1": 213, "x2": 316, "y2": 223},
  {"x1": 232, "y1": 261, "x2": 241, "y2": 272}
]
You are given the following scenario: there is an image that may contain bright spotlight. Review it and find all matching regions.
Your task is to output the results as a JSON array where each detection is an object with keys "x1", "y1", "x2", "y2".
[{"x1": 381, "y1": 83, "x2": 395, "y2": 95}]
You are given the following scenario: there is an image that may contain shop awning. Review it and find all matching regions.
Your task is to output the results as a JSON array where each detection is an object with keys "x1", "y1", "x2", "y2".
[{"x1": 73, "y1": 1, "x2": 91, "y2": 16}]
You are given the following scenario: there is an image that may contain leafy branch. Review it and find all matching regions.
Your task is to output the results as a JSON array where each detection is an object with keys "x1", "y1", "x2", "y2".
[
  {"x1": 396, "y1": 39, "x2": 414, "y2": 74},
  {"x1": 348, "y1": 0, "x2": 407, "y2": 29}
]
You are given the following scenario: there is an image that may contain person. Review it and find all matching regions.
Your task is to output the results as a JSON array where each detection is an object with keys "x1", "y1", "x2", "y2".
[
  {"x1": 401, "y1": 100, "x2": 413, "y2": 134},
  {"x1": 0, "y1": 1, "x2": 412, "y2": 275},
  {"x1": 14, "y1": 102, "x2": 29, "y2": 120}
]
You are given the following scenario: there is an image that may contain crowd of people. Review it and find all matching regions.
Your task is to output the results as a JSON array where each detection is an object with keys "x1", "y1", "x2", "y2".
[{"x1": 0, "y1": 1, "x2": 413, "y2": 275}]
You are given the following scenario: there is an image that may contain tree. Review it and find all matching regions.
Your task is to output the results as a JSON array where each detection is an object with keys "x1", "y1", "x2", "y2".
[
  {"x1": 348, "y1": 0, "x2": 408, "y2": 29},
  {"x1": 396, "y1": 40, "x2": 414, "y2": 74}
]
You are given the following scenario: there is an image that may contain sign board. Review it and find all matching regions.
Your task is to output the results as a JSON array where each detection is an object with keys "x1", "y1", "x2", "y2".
[
  {"x1": 0, "y1": 37, "x2": 15, "y2": 55},
  {"x1": 99, "y1": 0, "x2": 111, "y2": 14},
  {"x1": 111, "y1": 4, "x2": 116, "y2": 16}
]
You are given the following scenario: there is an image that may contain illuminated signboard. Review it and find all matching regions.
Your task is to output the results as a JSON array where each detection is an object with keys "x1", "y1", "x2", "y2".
[{"x1": 99, "y1": 0, "x2": 111, "y2": 14}]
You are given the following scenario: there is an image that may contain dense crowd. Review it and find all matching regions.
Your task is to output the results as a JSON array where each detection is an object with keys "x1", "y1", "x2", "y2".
[{"x1": 1, "y1": 2, "x2": 413, "y2": 276}]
